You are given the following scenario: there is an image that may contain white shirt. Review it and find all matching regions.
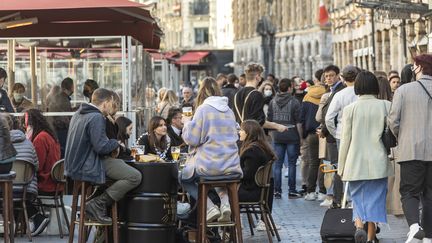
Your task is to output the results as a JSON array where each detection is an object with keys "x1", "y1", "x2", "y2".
[
  {"x1": 171, "y1": 125, "x2": 181, "y2": 136},
  {"x1": 325, "y1": 86, "x2": 358, "y2": 139}
]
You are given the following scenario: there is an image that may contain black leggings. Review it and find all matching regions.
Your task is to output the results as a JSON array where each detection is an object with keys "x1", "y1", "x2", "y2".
[{"x1": 0, "y1": 162, "x2": 13, "y2": 174}]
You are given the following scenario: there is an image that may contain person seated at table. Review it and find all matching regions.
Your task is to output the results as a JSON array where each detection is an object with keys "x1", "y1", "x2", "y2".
[
  {"x1": 0, "y1": 114, "x2": 17, "y2": 173},
  {"x1": 9, "y1": 83, "x2": 34, "y2": 112},
  {"x1": 136, "y1": 116, "x2": 173, "y2": 161},
  {"x1": 166, "y1": 107, "x2": 188, "y2": 153},
  {"x1": 181, "y1": 77, "x2": 242, "y2": 222},
  {"x1": 115, "y1": 116, "x2": 133, "y2": 160},
  {"x1": 65, "y1": 88, "x2": 142, "y2": 224}
]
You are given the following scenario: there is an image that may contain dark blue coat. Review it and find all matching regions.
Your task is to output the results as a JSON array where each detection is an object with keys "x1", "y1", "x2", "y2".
[{"x1": 64, "y1": 103, "x2": 119, "y2": 184}]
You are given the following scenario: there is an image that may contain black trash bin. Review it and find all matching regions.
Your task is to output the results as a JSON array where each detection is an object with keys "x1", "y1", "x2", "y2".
[{"x1": 119, "y1": 162, "x2": 178, "y2": 243}]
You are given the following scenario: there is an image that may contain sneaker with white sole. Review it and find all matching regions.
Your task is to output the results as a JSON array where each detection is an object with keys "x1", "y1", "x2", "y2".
[
  {"x1": 255, "y1": 219, "x2": 281, "y2": 231},
  {"x1": 31, "y1": 213, "x2": 50, "y2": 237},
  {"x1": 320, "y1": 198, "x2": 333, "y2": 207},
  {"x1": 423, "y1": 238, "x2": 432, "y2": 243},
  {"x1": 218, "y1": 204, "x2": 231, "y2": 222},
  {"x1": 406, "y1": 223, "x2": 425, "y2": 243},
  {"x1": 304, "y1": 192, "x2": 316, "y2": 201},
  {"x1": 317, "y1": 192, "x2": 327, "y2": 201},
  {"x1": 206, "y1": 205, "x2": 221, "y2": 222}
]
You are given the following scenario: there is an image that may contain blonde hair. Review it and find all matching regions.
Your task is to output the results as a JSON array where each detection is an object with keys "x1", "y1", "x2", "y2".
[
  {"x1": 195, "y1": 77, "x2": 222, "y2": 107},
  {"x1": 157, "y1": 87, "x2": 167, "y2": 103},
  {"x1": 244, "y1": 63, "x2": 264, "y2": 81},
  {"x1": 161, "y1": 89, "x2": 178, "y2": 105}
]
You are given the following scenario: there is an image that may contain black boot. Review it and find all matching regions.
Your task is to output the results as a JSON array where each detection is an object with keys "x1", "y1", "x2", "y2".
[{"x1": 85, "y1": 192, "x2": 114, "y2": 224}]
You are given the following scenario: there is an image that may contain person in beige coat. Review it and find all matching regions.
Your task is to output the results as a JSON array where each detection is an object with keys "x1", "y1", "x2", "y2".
[{"x1": 338, "y1": 71, "x2": 392, "y2": 243}]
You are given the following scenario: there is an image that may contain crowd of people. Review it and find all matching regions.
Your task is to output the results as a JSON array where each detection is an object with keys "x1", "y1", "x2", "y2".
[{"x1": 0, "y1": 52, "x2": 431, "y2": 243}]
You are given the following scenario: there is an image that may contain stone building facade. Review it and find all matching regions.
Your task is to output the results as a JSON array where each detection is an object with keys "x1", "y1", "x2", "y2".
[
  {"x1": 330, "y1": 0, "x2": 430, "y2": 73},
  {"x1": 232, "y1": 0, "x2": 333, "y2": 80}
]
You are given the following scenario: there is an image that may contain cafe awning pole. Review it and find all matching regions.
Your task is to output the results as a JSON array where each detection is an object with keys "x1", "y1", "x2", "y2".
[{"x1": 30, "y1": 46, "x2": 37, "y2": 105}]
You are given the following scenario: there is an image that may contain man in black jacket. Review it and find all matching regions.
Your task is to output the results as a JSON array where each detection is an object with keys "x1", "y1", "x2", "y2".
[
  {"x1": 222, "y1": 74, "x2": 238, "y2": 109},
  {"x1": 319, "y1": 65, "x2": 345, "y2": 208},
  {"x1": 166, "y1": 107, "x2": 187, "y2": 152},
  {"x1": 0, "y1": 68, "x2": 14, "y2": 113},
  {"x1": 65, "y1": 88, "x2": 141, "y2": 224}
]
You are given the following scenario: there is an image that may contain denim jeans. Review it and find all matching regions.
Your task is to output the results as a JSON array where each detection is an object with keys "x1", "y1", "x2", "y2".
[{"x1": 273, "y1": 143, "x2": 300, "y2": 193}]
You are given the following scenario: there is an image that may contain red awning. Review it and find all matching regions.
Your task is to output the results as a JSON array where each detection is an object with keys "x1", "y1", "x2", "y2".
[
  {"x1": 176, "y1": 51, "x2": 210, "y2": 65},
  {"x1": 0, "y1": 0, "x2": 162, "y2": 49}
]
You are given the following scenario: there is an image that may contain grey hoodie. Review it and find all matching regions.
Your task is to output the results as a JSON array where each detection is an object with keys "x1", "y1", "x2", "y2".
[{"x1": 10, "y1": 129, "x2": 39, "y2": 196}]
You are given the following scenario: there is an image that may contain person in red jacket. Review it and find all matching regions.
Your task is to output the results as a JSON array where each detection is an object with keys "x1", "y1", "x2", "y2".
[{"x1": 25, "y1": 109, "x2": 61, "y2": 236}]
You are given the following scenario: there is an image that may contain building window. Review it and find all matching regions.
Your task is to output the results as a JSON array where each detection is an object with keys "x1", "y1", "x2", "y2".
[
  {"x1": 195, "y1": 28, "x2": 209, "y2": 45},
  {"x1": 191, "y1": 0, "x2": 209, "y2": 15}
]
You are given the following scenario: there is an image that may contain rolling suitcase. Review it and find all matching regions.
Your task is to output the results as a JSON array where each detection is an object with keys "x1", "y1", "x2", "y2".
[{"x1": 320, "y1": 182, "x2": 356, "y2": 242}]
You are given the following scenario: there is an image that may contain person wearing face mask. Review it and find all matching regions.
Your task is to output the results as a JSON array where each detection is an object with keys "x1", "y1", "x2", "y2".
[
  {"x1": 83, "y1": 79, "x2": 99, "y2": 103},
  {"x1": 48, "y1": 77, "x2": 74, "y2": 158},
  {"x1": 388, "y1": 54, "x2": 432, "y2": 243},
  {"x1": 9, "y1": 83, "x2": 34, "y2": 112},
  {"x1": 65, "y1": 88, "x2": 142, "y2": 224},
  {"x1": 0, "y1": 68, "x2": 15, "y2": 113},
  {"x1": 258, "y1": 81, "x2": 276, "y2": 117}
]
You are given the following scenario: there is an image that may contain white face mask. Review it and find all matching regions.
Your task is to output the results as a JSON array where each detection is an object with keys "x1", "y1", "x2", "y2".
[
  {"x1": 14, "y1": 93, "x2": 24, "y2": 102},
  {"x1": 234, "y1": 83, "x2": 240, "y2": 88},
  {"x1": 264, "y1": 90, "x2": 273, "y2": 97}
]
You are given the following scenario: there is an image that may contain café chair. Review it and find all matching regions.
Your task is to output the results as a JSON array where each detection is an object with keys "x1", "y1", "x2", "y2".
[
  {"x1": 239, "y1": 160, "x2": 281, "y2": 243},
  {"x1": 12, "y1": 160, "x2": 36, "y2": 241},
  {"x1": 0, "y1": 171, "x2": 16, "y2": 243},
  {"x1": 197, "y1": 174, "x2": 243, "y2": 243},
  {"x1": 36, "y1": 159, "x2": 69, "y2": 238},
  {"x1": 68, "y1": 180, "x2": 119, "y2": 243}
]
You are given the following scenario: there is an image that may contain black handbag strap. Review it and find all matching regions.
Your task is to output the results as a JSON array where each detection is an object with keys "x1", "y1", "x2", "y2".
[{"x1": 418, "y1": 81, "x2": 432, "y2": 100}]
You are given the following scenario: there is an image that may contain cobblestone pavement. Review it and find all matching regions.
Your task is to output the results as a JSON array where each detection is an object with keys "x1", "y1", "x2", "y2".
[{"x1": 14, "y1": 168, "x2": 410, "y2": 243}]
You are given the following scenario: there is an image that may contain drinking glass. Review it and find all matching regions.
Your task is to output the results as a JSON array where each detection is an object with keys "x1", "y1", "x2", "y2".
[
  {"x1": 182, "y1": 107, "x2": 193, "y2": 117},
  {"x1": 171, "y1": 146, "x2": 181, "y2": 161}
]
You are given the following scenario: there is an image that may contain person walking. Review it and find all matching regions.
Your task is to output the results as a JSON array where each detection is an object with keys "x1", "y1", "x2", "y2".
[
  {"x1": 338, "y1": 71, "x2": 392, "y2": 243},
  {"x1": 388, "y1": 54, "x2": 432, "y2": 243},
  {"x1": 267, "y1": 78, "x2": 303, "y2": 199}
]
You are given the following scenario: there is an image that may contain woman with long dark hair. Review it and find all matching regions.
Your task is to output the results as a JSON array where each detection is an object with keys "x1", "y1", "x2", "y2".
[
  {"x1": 25, "y1": 109, "x2": 61, "y2": 193},
  {"x1": 116, "y1": 116, "x2": 133, "y2": 160},
  {"x1": 137, "y1": 116, "x2": 172, "y2": 161}
]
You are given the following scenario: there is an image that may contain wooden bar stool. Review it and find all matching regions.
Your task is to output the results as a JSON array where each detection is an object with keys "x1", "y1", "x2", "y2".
[
  {"x1": 197, "y1": 174, "x2": 243, "y2": 243},
  {"x1": 0, "y1": 171, "x2": 16, "y2": 243},
  {"x1": 68, "y1": 180, "x2": 119, "y2": 243}
]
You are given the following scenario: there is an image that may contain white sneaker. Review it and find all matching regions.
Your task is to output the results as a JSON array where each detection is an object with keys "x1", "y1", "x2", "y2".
[
  {"x1": 255, "y1": 219, "x2": 281, "y2": 231},
  {"x1": 218, "y1": 204, "x2": 231, "y2": 222},
  {"x1": 317, "y1": 192, "x2": 327, "y2": 201},
  {"x1": 423, "y1": 238, "x2": 432, "y2": 243},
  {"x1": 406, "y1": 223, "x2": 425, "y2": 243},
  {"x1": 320, "y1": 198, "x2": 333, "y2": 207},
  {"x1": 206, "y1": 205, "x2": 221, "y2": 222},
  {"x1": 304, "y1": 192, "x2": 316, "y2": 201}
]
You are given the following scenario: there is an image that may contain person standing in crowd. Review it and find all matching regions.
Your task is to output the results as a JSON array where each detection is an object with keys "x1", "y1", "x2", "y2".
[
  {"x1": 318, "y1": 64, "x2": 345, "y2": 208},
  {"x1": 258, "y1": 80, "x2": 276, "y2": 116},
  {"x1": 238, "y1": 119, "x2": 277, "y2": 230},
  {"x1": 292, "y1": 76, "x2": 306, "y2": 103},
  {"x1": 215, "y1": 73, "x2": 228, "y2": 89},
  {"x1": 267, "y1": 73, "x2": 279, "y2": 92},
  {"x1": 377, "y1": 76, "x2": 393, "y2": 101},
  {"x1": 9, "y1": 83, "x2": 34, "y2": 112},
  {"x1": 302, "y1": 74, "x2": 326, "y2": 201},
  {"x1": 238, "y1": 74, "x2": 247, "y2": 88},
  {"x1": 233, "y1": 63, "x2": 287, "y2": 132},
  {"x1": 0, "y1": 114, "x2": 16, "y2": 173},
  {"x1": 166, "y1": 107, "x2": 186, "y2": 152},
  {"x1": 157, "y1": 89, "x2": 179, "y2": 119},
  {"x1": 388, "y1": 54, "x2": 432, "y2": 243},
  {"x1": 48, "y1": 77, "x2": 74, "y2": 158},
  {"x1": 388, "y1": 70, "x2": 399, "y2": 79},
  {"x1": 388, "y1": 76, "x2": 401, "y2": 93},
  {"x1": 115, "y1": 116, "x2": 133, "y2": 160},
  {"x1": 83, "y1": 79, "x2": 99, "y2": 103},
  {"x1": 45, "y1": 85, "x2": 61, "y2": 111},
  {"x1": 137, "y1": 116, "x2": 173, "y2": 161},
  {"x1": 325, "y1": 65, "x2": 360, "y2": 148},
  {"x1": 222, "y1": 73, "x2": 238, "y2": 109},
  {"x1": 268, "y1": 78, "x2": 303, "y2": 199},
  {"x1": 400, "y1": 64, "x2": 414, "y2": 86},
  {"x1": 180, "y1": 86, "x2": 195, "y2": 108},
  {"x1": 65, "y1": 88, "x2": 142, "y2": 224},
  {"x1": 338, "y1": 71, "x2": 391, "y2": 243},
  {"x1": 0, "y1": 68, "x2": 14, "y2": 113},
  {"x1": 181, "y1": 77, "x2": 242, "y2": 222}
]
